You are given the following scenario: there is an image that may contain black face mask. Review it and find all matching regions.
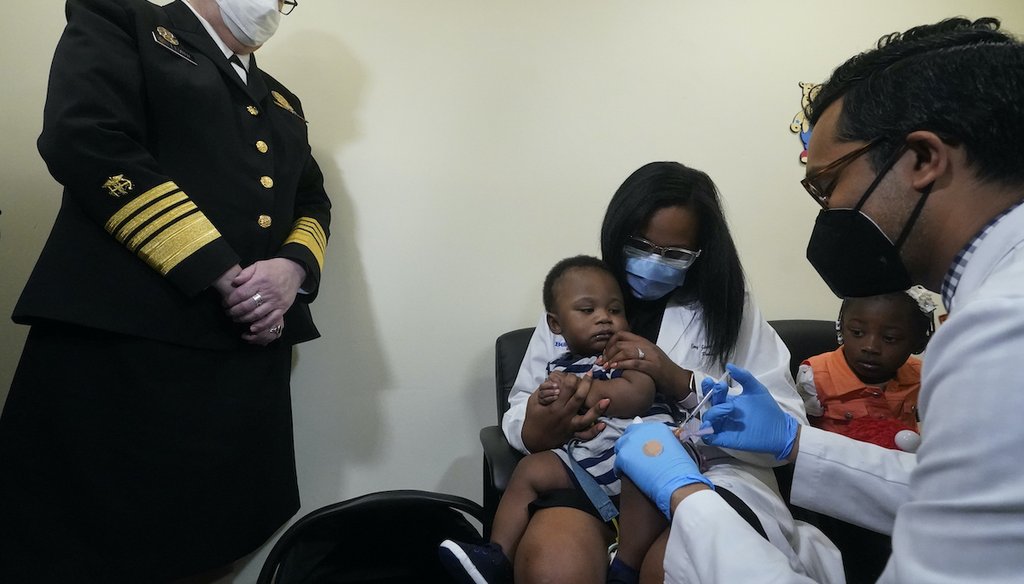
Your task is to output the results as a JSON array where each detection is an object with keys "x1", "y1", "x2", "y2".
[{"x1": 806, "y1": 145, "x2": 932, "y2": 298}]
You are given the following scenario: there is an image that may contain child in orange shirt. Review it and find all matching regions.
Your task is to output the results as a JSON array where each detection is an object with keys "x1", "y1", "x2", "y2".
[{"x1": 796, "y1": 287, "x2": 936, "y2": 448}]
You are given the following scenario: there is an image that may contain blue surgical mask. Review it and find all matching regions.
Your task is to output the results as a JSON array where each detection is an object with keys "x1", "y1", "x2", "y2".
[{"x1": 625, "y1": 254, "x2": 688, "y2": 301}]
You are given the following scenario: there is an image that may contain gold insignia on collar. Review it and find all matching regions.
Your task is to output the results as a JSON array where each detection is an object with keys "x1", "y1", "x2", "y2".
[
  {"x1": 156, "y1": 26, "x2": 179, "y2": 46},
  {"x1": 271, "y1": 91, "x2": 296, "y2": 114},
  {"x1": 103, "y1": 174, "x2": 134, "y2": 198}
]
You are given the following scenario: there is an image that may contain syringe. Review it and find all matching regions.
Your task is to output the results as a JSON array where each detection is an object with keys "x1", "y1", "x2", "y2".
[
  {"x1": 675, "y1": 370, "x2": 730, "y2": 442},
  {"x1": 680, "y1": 370, "x2": 730, "y2": 428}
]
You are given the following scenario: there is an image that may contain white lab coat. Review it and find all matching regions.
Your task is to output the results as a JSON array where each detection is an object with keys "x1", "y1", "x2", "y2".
[
  {"x1": 665, "y1": 203, "x2": 1024, "y2": 583},
  {"x1": 503, "y1": 293, "x2": 843, "y2": 582}
]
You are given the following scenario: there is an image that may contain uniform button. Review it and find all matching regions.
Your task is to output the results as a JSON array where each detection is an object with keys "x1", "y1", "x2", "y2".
[
  {"x1": 256, "y1": 140, "x2": 269, "y2": 153},
  {"x1": 260, "y1": 176, "x2": 274, "y2": 188},
  {"x1": 247, "y1": 105, "x2": 259, "y2": 116},
  {"x1": 844, "y1": 412, "x2": 854, "y2": 420},
  {"x1": 258, "y1": 215, "x2": 272, "y2": 228}
]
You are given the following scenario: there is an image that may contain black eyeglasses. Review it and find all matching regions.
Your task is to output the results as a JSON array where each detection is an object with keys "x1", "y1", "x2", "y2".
[
  {"x1": 801, "y1": 139, "x2": 881, "y2": 209},
  {"x1": 625, "y1": 236, "x2": 701, "y2": 268},
  {"x1": 280, "y1": 0, "x2": 298, "y2": 15}
]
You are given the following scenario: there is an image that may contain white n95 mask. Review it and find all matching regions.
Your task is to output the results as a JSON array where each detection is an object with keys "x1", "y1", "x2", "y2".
[{"x1": 217, "y1": 0, "x2": 282, "y2": 48}]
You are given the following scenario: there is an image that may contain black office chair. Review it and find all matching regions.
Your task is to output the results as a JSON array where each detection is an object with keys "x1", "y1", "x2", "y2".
[
  {"x1": 479, "y1": 327, "x2": 533, "y2": 538},
  {"x1": 257, "y1": 489, "x2": 485, "y2": 584},
  {"x1": 766, "y1": 319, "x2": 839, "y2": 380}
]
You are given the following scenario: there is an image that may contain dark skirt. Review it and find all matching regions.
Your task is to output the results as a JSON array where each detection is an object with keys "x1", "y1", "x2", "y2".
[{"x1": 0, "y1": 323, "x2": 299, "y2": 583}]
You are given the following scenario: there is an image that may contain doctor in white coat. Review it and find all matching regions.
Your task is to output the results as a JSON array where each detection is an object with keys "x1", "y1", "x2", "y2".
[
  {"x1": 503, "y1": 162, "x2": 841, "y2": 583},
  {"x1": 615, "y1": 16, "x2": 1024, "y2": 583}
]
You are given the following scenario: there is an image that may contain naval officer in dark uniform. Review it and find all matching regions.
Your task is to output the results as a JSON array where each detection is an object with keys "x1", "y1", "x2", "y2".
[{"x1": 0, "y1": 0, "x2": 331, "y2": 581}]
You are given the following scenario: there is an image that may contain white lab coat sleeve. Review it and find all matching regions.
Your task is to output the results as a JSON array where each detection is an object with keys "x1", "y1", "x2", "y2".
[
  {"x1": 795, "y1": 363, "x2": 824, "y2": 418},
  {"x1": 790, "y1": 425, "x2": 912, "y2": 534},
  {"x1": 501, "y1": 313, "x2": 558, "y2": 454},
  {"x1": 664, "y1": 489, "x2": 817, "y2": 584}
]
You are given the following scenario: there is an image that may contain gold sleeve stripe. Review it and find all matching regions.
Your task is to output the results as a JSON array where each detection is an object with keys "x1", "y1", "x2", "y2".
[
  {"x1": 288, "y1": 217, "x2": 326, "y2": 253},
  {"x1": 101, "y1": 180, "x2": 222, "y2": 275},
  {"x1": 126, "y1": 202, "x2": 198, "y2": 252},
  {"x1": 138, "y1": 212, "x2": 221, "y2": 275},
  {"x1": 285, "y1": 229, "x2": 325, "y2": 271},
  {"x1": 105, "y1": 181, "x2": 180, "y2": 233},
  {"x1": 292, "y1": 217, "x2": 327, "y2": 249},
  {"x1": 284, "y1": 217, "x2": 326, "y2": 270},
  {"x1": 113, "y1": 192, "x2": 190, "y2": 245}
]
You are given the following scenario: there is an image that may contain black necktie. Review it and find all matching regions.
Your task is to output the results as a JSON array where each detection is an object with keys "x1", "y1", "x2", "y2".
[{"x1": 227, "y1": 54, "x2": 250, "y2": 86}]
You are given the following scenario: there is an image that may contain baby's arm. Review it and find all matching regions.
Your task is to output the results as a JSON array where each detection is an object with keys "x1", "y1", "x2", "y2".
[{"x1": 583, "y1": 370, "x2": 656, "y2": 418}]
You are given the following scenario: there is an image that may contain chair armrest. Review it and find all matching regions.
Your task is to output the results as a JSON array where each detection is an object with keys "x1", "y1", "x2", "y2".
[{"x1": 481, "y1": 425, "x2": 523, "y2": 493}]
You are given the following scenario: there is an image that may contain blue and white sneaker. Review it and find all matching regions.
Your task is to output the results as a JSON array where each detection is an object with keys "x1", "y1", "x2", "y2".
[{"x1": 438, "y1": 540, "x2": 512, "y2": 584}]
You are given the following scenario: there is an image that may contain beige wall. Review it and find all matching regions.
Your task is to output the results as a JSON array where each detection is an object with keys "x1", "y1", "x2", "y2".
[{"x1": 2, "y1": 1, "x2": 1022, "y2": 580}]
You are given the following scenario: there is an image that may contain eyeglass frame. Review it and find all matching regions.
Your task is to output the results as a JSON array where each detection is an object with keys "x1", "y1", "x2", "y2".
[
  {"x1": 280, "y1": 0, "x2": 298, "y2": 15},
  {"x1": 625, "y1": 235, "x2": 702, "y2": 267},
  {"x1": 800, "y1": 138, "x2": 883, "y2": 209}
]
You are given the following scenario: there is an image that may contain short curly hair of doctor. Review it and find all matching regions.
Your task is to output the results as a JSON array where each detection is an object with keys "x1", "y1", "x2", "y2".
[{"x1": 806, "y1": 17, "x2": 1024, "y2": 188}]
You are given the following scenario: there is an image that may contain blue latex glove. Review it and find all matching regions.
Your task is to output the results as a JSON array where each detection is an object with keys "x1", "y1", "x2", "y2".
[
  {"x1": 700, "y1": 372, "x2": 731, "y2": 407},
  {"x1": 614, "y1": 422, "x2": 714, "y2": 518},
  {"x1": 699, "y1": 364, "x2": 799, "y2": 460}
]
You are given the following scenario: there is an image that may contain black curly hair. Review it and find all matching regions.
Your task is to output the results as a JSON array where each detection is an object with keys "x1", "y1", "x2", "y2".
[
  {"x1": 838, "y1": 292, "x2": 935, "y2": 353},
  {"x1": 542, "y1": 255, "x2": 616, "y2": 313},
  {"x1": 806, "y1": 17, "x2": 1024, "y2": 188}
]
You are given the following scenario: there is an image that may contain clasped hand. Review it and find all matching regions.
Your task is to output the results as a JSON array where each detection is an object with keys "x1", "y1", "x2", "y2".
[{"x1": 215, "y1": 258, "x2": 306, "y2": 346}]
